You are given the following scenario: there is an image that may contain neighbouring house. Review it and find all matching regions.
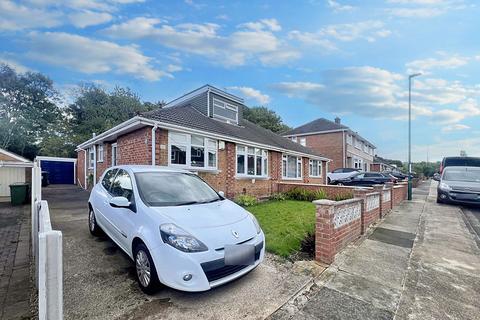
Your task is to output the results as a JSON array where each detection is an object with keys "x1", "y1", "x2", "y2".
[
  {"x1": 283, "y1": 117, "x2": 376, "y2": 172},
  {"x1": 0, "y1": 148, "x2": 33, "y2": 201},
  {"x1": 370, "y1": 156, "x2": 398, "y2": 172},
  {"x1": 76, "y1": 85, "x2": 330, "y2": 198}
]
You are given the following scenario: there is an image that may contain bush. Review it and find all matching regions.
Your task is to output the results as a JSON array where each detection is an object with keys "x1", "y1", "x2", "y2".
[
  {"x1": 269, "y1": 192, "x2": 287, "y2": 201},
  {"x1": 332, "y1": 193, "x2": 353, "y2": 201},
  {"x1": 235, "y1": 194, "x2": 258, "y2": 207},
  {"x1": 284, "y1": 187, "x2": 328, "y2": 202}
]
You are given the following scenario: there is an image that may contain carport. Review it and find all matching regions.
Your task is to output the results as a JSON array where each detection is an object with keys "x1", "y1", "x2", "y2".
[{"x1": 36, "y1": 156, "x2": 77, "y2": 185}]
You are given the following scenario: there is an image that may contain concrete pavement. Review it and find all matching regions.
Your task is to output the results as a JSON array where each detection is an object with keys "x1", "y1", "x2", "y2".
[
  {"x1": 0, "y1": 203, "x2": 32, "y2": 320},
  {"x1": 270, "y1": 180, "x2": 480, "y2": 320}
]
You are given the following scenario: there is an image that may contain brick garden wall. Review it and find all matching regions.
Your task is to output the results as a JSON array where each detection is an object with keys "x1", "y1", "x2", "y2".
[
  {"x1": 354, "y1": 189, "x2": 381, "y2": 234},
  {"x1": 315, "y1": 198, "x2": 363, "y2": 264},
  {"x1": 381, "y1": 188, "x2": 392, "y2": 216}
]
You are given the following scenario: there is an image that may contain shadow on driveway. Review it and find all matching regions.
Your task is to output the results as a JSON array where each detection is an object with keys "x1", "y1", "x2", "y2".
[{"x1": 43, "y1": 184, "x2": 310, "y2": 320}]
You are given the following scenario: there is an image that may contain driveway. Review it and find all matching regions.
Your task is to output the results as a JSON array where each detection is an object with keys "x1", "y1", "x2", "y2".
[{"x1": 43, "y1": 185, "x2": 312, "y2": 320}]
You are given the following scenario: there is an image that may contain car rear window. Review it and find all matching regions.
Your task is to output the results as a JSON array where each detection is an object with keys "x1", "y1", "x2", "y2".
[{"x1": 444, "y1": 157, "x2": 480, "y2": 168}]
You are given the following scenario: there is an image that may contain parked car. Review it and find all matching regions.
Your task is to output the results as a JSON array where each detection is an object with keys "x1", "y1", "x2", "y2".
[
  {"x1": 381, "y1": 172, "x2": 399, "y2": 182},
  {"x1": 437, "y1": 166, "x2": 480, "y2": 205},
  {"x1": 440, "y1": 156, "x2": 480, "y2": 173},
  {"x1": 386, "y1": 171, "x2": 408, "y2": 180},
  {"x1": 88, "y1": 165, "x2": 265, "y2": 293},
  {"x1": 332, "y1": 172, "x2": 395, "y2": 187},
  {"x1": 327, "y1": 168, "x2": 360, "y2": 184}
]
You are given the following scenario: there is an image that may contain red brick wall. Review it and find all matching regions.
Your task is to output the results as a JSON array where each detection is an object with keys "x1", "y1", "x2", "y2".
[
  {"x1": 354, "y1": 189, "x2": 381, "y2": 234},
  {"x1": 371, "y1": 163, "x2": 381, "y2": 172},
  {"x1": 118, "y1": 127, "x2": 152, "y2": 166},
  {"x1": 77, "y1": 149, "x2": 86, "y2": 188},
  {"x1": 304, "y1": 131, "x2": 345, "y2": 171},
  {"x1": 381, "y1": 189, "x2": 392, "y2": 215},
  {"x1": 392, "y1": 183, "x2": 407, "y2": 207},
  {"x1": 277, "y1": 182, "x2": 355, "y2": 200},
  {"x1": 315, "y1": 199, "x2": 362, "y2": 264}
]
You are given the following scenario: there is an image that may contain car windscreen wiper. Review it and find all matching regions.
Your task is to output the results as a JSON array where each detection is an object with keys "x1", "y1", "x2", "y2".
[
  {"x1": 199, "y1": 198, "x2": 222, "y2": 204},
  {"x1": 174, "y1": 201, "x2": 200, "y2": 206}
]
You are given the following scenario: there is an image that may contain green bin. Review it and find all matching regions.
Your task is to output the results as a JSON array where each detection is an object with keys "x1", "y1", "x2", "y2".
[{"x1": 9, "y1": 182, "x2": 29, "y2": 206}]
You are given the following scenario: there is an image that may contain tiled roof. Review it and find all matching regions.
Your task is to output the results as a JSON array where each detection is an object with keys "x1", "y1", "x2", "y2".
[
  {"x1": 142, "y1": 105, "x2": 327, "y2": 158},
  {"x1": 284, "y1": 118, "x2": 348, "y2": 135}
]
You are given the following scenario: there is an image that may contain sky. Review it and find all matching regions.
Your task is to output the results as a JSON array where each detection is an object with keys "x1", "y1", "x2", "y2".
[{"x1": 1, "y1": 0, "x2": 480, "y2": 162}]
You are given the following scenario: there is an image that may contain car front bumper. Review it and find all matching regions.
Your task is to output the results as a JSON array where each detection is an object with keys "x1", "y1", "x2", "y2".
[
  {"x1": 150, "y1": 232, "x2": 265, "y2": 292},
  {"x1": 438, "y1": 190, "x2": 480, "y2": 205}
]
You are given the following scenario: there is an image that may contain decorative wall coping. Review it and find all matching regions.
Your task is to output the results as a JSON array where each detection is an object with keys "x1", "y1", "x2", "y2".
[{"x1": 313, "y1": 197, "x2": 362, "y2": 207}]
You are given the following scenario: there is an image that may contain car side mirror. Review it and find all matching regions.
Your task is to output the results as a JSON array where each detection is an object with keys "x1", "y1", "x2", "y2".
[
  {"x1": 218, "y1": 191, "x2": 225, "y2": 198},
  {"x1": 433, "y1": 173, "x2": 440, "y2": 181},
  {"x1": 110, "y1": 196, "x2": 131, "y2": 208}
]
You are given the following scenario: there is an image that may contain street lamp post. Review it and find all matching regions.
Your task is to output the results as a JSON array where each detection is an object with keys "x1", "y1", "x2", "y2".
[{"x1": 408, "y1": 73, "x2": 421, "y2": 201}]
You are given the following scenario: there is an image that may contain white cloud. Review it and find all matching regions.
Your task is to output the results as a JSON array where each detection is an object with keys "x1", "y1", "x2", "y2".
[
  {"x1": 227, "y1": 86, "x2": 271, "y2": 104},
  {"x1": 0, "y1": 0, "x2": 62, "y2": 31},
  {"x1": 68, "y1": 10, "x2": 112, "y2": 28},
  {"x1": 327, "y1": 0, "x2": 355, "y2": 12},
  {"x1": 386, "y1": 0, "x2": 467, "y2": 18},
  {"x1": 26, "y1": 32, "x2": 170, "y2": 80},
  {"x1": 406, "y1": 54, "x2": 469, "y2": 73},
  {"x1": 289, "y1": 20, "x2": 391, "y2": 50},
  {"x1": 442, "y1": 124, "x2": 470, "y2": 132},
  {"x1": 273, "y1": 66, "x2": 480, "y2": 125},
  {"x1": 103, "y1": 18, "x2": 299, "y2": 67},
  {"x1": 0, "y1": 55, "x2": 31, "y2": 73}
]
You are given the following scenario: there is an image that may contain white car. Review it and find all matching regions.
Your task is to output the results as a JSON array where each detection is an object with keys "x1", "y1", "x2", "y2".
[
  {"x1": 88, "y1": 165, "x2": 265, "y2": 293},
  {"x1": 327, "y1": 168, "x2": 361, "y2": 184}
]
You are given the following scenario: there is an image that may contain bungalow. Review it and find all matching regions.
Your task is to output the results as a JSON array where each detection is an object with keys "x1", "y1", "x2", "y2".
[{"x1": 76, "y1": 85, "x2": 329, "y2": 198}]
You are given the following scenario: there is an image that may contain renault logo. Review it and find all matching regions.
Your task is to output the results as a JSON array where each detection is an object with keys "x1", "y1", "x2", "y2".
[{"x1": 231, "y1": 230, "x2": 239, "y2": 238}]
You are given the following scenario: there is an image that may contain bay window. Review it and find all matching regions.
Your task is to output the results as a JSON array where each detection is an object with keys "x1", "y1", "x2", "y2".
[
  {"x1": 236, "y1": 145, "x2": 268, "y2": 177},
  {"x1": 168, "y1": 132, "x2": 217, "y2": 169},
  {"x1": 88, "y1": 148, "x2": 95, "y2": 169},
  {"x1": 282, "y1": 155, "x2": 302, "y2": 179},
  {"x1": 309, "y1": 159, "x2": 322, "y2": 177}
]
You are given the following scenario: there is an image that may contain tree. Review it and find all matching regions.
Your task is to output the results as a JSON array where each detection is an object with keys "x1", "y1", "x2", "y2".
[
  {"x1": 243, "y1": 106, "x2": 291, "y2": 133},
  {"x1": 0, "y1": 64, "x2": 62, "y2": 158}
]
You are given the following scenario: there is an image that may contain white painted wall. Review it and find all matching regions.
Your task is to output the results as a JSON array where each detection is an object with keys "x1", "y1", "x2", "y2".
[{"x1": 0, "y1": 167, "x2": 26, "y2": 197}]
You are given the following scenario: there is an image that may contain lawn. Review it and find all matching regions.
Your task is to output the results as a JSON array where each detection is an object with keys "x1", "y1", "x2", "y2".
[{"x1": 247, "y1": 200, "x2": 316, "y2": 257}]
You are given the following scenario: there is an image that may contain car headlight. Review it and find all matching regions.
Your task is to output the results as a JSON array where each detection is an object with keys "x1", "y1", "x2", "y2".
[
  {"x1": 439, "y1": 182, "x2": 452, "y2": 191},
  {"x1": 250, "y1": 215, "x2": 261, "y2": 234},
  {"x1": 160, "y1": 223, "x2": 208, "y2": 253}
]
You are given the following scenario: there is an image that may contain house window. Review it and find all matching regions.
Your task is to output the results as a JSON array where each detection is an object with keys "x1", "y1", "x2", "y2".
[
  {"x1": 291, "y1": 136, "x2": 297, "y2": 143},
  {"x1": 347, "y1": 134, "x2": 353, "y2": 145},
  {"x1": 354, "y1": 138, "x2": 361, "y2": 149},
  {"x1": 282, "y1": 155, "x2": 302, "y2": 179},
  {"x1": 168, "y1": 132, "x2": 217, "y2": 169},
  {"x1": 88, "y1": 148, "x2": 95, "y2": 169},
  {"x1": 112, "y1": 143, "x2": 118, "y2": 166},
  {"x1": 98, "y1": 145, "x2": 104, "y2": 162},
  {"x1": 363, "y1": 143, "x2": 368, "y2": 153},
  {"x1": 354, "y1": 157, "x2": 364, "y2": 170},
  {"x1": 309, "y1": 159, "x2": 322, "y2": 177},
  {"x1": 236, "y1": 145, "x2": 268, "y2": 177},
  {"x1": 299, "y1": 137, "x2": 306, "y2": 146},
  {"x1": 213, "y1": 98, "x2": 238, "y2": 123}
]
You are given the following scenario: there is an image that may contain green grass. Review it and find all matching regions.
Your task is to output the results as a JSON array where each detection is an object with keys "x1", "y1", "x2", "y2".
[{"x1": 247, "y1": 200, "x2": 316, "y2": 257}]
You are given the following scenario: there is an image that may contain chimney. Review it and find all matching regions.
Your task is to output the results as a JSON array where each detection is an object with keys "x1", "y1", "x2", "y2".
[{"x1": 334, "y1": 117, "x2": 341, "y2": 124}]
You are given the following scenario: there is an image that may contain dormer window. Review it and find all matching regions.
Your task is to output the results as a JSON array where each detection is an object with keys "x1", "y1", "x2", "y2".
[{"x1": 213, "y1": 97, "x2": 238, "y2": 124}]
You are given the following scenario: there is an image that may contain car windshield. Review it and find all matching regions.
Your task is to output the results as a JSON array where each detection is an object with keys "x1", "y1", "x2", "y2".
[
  {"x1": 443, "y1": 170, "x2": 480, "y2": 183},
  {"x1": 135, "y1": 172, "x2": 222, "y2": 207}
]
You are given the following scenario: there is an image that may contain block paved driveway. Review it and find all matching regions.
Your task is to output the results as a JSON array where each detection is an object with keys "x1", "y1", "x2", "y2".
[
  {"x1": 43, "y1": 184, "x2": 311, "y2": 320},
  {"x1": 0, "y1": 202, "x2": 31, "y2": 320}
]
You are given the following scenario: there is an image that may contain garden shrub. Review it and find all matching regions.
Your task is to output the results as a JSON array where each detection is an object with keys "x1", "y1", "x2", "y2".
[
  {"x1": 235, "y1": 194, "x2": 258, "y2": 207},
  {"x1": 269, "y1": 192, "x2": 287, "y2": 201},
  {"x1": 284, "y1": 187, "x2": 328, "y2": 202},
  {"x1": 332, "y1": 193, "x2": 353, "y2": 201}
]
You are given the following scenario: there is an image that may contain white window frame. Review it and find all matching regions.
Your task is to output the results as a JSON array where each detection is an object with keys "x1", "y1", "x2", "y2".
[
  {"x1": 88, "y1": 148, "x2": 94, "y2": 169},
  {"x1": 347, "y1": 134, "x2": 353, "y2": 145},
  {"x1": 97, "y1": 144, "x2": 104, "y2": 163},
  {"x1": 282, "y1": 154, "x2": 302, "y2": 180},
  {"x1": 212, "y1": 97, "x2": 239, "y2": 123},
  {"x1": 309, "y1": 159, "x2": 322, "y2": 177},
  {"x1": 299, "y1": 137, "x2": 306, "y2": 146},
  {"x1": 354, "y1": 138, "x2": 361, "y2": 149},
  {"x1": 168, "y1": 132, "x2": 218, "y2": 170},
  {"x1": 111, "y1": 143, "x2": 118, "y2": 166},
  {"x1": 236, "y1": 145, "x2": 268, "y2": 178},
  {"x1": 291, "y1": 136, "x2": 297, "y2": 143}
]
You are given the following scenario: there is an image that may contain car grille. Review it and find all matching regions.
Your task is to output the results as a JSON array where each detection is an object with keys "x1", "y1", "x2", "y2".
[{"x1": 201, "y1": 241, "x2": 263, "y2": 282}]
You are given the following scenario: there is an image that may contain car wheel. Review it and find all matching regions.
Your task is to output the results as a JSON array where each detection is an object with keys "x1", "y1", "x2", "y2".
[
  {"x1": 134, "y1": 243, "x2": 160, "y2": 295},
  {"x1": 337, "y1": 182, "x2": 344, "y2": 186},
  {"x1": 327, "y1": 178, "x2": 331, "y2": 184},
  {"x1": 436, "y1": 197, "x2": 442, "y2": 204},
  {"x1": 88, "y1": 207, "x2": 102, "y2": 236}
]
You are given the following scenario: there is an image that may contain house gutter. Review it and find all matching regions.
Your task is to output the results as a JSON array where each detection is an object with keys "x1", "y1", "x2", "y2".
[
  {"x1": 0, "y1": 161, "x2": 34, "y2": 168},
  {"x1": 151, "y1": 125, "x2": 158, "y2": 165}
]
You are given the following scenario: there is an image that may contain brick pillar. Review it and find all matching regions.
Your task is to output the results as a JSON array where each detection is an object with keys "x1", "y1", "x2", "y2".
[
  {"x1": 314, "y1": 199, "x2": 336, "y2": 264},
  {"x1": 373, "y1": 185, "x2": 384, "y2": 217},
  {"x1": 385, "y1": 183, "x2": 394, "y2": 210},
  {"x1": 225, "y1": 142, "x2": 236, "y2": 198},
  {"x1": 353, "y1": 188, "x2": 368, "y2": 234}
]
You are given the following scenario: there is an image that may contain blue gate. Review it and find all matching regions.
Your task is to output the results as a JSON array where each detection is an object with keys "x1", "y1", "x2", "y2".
[{"x1": 40, "y1": 160, "x2": 75, "y2": 184}]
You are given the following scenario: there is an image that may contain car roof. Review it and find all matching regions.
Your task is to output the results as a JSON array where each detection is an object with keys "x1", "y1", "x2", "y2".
[{"x1": 110, "y1": 165, "x2": 192, "y2": 174}]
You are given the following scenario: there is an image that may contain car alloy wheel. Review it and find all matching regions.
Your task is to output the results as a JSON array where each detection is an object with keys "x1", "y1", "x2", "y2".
[
  {"x1": 88, "y1": 208, "x2": 102, "y2": 236},
  {"x1": 136, "y1": 250, "x2": 151, "y2": 288}
]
